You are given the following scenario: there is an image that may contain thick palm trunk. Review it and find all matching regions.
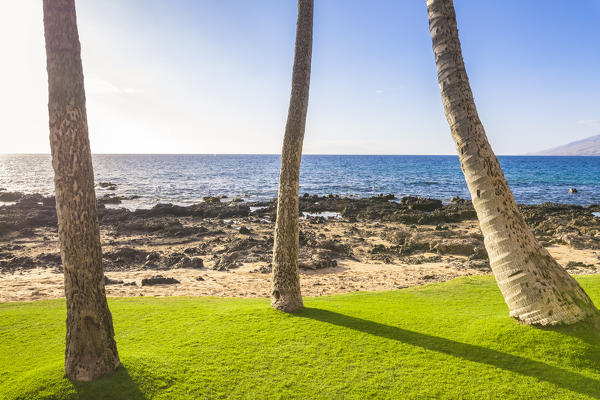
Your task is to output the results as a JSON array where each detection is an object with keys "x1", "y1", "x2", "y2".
[
  {"x1": 426, "y1": 0, "x2": 598, "y2": 325},
  {"x1": 271, "y1": 0, "x2": 313, "y2": 312},
  {"x1": 43, "y1": 0, "x2": 120, "y2": 380}
]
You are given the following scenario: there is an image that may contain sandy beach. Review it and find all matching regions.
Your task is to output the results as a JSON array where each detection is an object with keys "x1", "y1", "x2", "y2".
[{"x1": 1, "y1": 245, "x2": 599, "y2": 302}]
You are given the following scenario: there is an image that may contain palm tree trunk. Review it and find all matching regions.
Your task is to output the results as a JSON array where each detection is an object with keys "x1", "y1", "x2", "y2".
[
  {"x1": 43, "y1": 0, "x2": 120, "y2": 380},
  {"x1": 426, "y1": 0, "x2": 598, "y2": 325},
  {"x1": 271, "y1": 0, "x2": 313, "y2": 312}
]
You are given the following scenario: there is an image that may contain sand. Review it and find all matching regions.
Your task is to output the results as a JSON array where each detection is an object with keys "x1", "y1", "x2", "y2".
[{"x1": 1, "y1": 245, "x2": 598, "y2": 303}]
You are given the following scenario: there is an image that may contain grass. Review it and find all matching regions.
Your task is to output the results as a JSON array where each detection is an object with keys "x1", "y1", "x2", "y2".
[{"x1": 1, "y1": 275, "x2": 600, "y2": 399}]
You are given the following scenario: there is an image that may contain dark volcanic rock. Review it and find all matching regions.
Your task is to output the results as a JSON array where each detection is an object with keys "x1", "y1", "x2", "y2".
[
  {"x1": 519, "y1": 203, "x2": 600, "y2": 249},
  {"x1": 399, "y1": 196, "x2": 443, "y2": 212},
  {"x1": 432, "y1": 238, "x2": 484, "y2": 257},
  {"x1": 213, "y1": 253, "x2": 242, "y2": 271},
  {"x1": 467, "y1": 259, "x2": 491, "y2": 271},
  {"x1": 0, "y1": 255, "x2": 35, "y2": 272},
  {"x1": 0, "y1": 195, "x2": 58, "y2": 236},
  {"x1": 97, "y1": 194, "x2": 122, "y2": 205},
  {"x1": 146, "y1": 251, "x2": 161, "y2": 262},
  {"x1": 0, "y1": 192, "x2": 24, "y2": 202},
  {"x1": 299, "y1": 250, "x2": 338, "y2": 270},
  {"x1": 141, "y1": 275, "x2": 180, "y2": 286},
  {"x1": 250, "y1": 264, "x2": 272, "y2": 274},
  {"x1": 300, "y1": 258, "x2": 337, "y2": 270},
  {"x1": 239, "y1": 226, "x2": 252, "y2": 235},
  {"x1": 202, "y1": 196, "x2": 221, "y2": 203},
  {"x1": 403, "y1": 255, "x2": 442, "y2": 265},
  {"x1": 165, "y1": 252, "x2": 185, "y2": 266},
  {"x1": 134, "y1": 202, "x2": 250, "y2": 219},
  {"x1": 2, "y1": 190, "x2": 600, "y2": 279},
  {"x1": 103, "y1": 247, "x2": 149, "y2": 270},
  {"x1": 174, "y1": 256, "x2": 204, "y2": 269},
  {"x1": 315, "y1": 239, "x2": 352, "y2": 257},
  {"x1": 98, "y1": 182, "x2": 117, "y2": 190},
  {"x1": 183, "y1": 247, "x2": 201, "y2": 255},
  {"x1": 113, "y1": 217, "x2": 208, "y2": 237}
]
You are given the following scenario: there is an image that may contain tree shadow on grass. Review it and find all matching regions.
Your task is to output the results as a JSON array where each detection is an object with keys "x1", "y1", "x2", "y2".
[
  {"x1": 296, "y1": 308, "x2": 600, "y2": 398},
  {"x1": 542, "y1": 316, "x2": 600, "y2": 345},
  {"x1": 72, "y1": 364, "x2": 146, "y2": 400}
]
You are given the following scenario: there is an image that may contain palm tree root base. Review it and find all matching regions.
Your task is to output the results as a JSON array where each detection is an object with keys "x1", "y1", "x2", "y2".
[{"x1": 271, "y1": 290, "x2": 304, "y2": 313}]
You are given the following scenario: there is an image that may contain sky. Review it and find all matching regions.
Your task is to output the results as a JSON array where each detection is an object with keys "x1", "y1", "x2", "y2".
[{"x1": 1, "y1": 1, "x2": 599, "y2": 155}]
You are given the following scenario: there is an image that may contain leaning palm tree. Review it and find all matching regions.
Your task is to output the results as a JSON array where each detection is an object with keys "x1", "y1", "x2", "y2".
[
  {"x1": 43, "y1": 0, "x2": 120, "y2": 380},
  {"x1": 425, "y1": 0, "x2": 598, "y2": 325},
  {"x1": 271, "y1": 0, "x2": 314, "y2": 312}
]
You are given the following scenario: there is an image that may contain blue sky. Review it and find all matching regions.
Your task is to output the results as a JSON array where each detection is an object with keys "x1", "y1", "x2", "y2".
[{"x1": 1, "y1": 0, "x2": 599, "y2": 154}]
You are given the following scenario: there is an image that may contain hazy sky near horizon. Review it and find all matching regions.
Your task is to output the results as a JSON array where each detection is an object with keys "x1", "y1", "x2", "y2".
[{"x1": 1, "y1": 1, "x2": 599, "y2": 155}]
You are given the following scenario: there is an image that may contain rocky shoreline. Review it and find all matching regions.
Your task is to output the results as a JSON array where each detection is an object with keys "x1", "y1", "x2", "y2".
[{"x1": 1, "y1": 189, "x2": 599, "y2": 301}]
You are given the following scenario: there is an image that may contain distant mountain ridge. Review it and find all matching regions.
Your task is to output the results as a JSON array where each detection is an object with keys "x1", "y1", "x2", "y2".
[{"x1": 533, "y1": 134, "x2": 600, "y2": 156}]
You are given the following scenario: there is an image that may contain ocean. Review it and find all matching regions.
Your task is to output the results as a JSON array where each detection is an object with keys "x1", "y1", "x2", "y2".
[{"x1": 0, "y1": 154, "x2": 598, "y2": 209}]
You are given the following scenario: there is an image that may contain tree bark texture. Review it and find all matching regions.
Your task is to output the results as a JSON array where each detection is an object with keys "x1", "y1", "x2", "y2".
[
  {"x1": 271, "y1": 0, "x2": 314, "y2": 312},
  {"x1": 426, "y1": 0, "x2": 598, "y2": 325},
  {"x1": 43, "y1": 0, "x2": 120, "y2": 380}
]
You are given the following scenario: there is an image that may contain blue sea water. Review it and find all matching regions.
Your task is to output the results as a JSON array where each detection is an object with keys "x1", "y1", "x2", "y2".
[{"x1": 0, "y1": 154, "x2": 598, "y2": 209}]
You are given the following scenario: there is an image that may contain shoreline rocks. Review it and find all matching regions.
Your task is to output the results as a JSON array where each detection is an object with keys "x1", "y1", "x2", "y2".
[
  {"x1": 141, "y1": 275, "x2": 180, "y2": 286},
  {"x1": 0, "y1": 192, "x2": 599, "y2": 275}
]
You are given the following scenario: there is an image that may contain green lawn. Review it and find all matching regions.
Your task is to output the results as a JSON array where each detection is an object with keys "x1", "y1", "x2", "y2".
[{"x1": 1, "y1": 276, "x2": 600, "y2": 400}]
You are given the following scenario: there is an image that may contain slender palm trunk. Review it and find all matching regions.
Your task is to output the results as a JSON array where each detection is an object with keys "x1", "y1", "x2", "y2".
[
  {"x1": 426, "y1": 0, "x2": 598, "y2": 325},
  {"x1": 43, "y1": 0, "x2": 120, "y2": 380},
  {"x1": 271, "y1": 0, "x2": 313, "y2": 312}
]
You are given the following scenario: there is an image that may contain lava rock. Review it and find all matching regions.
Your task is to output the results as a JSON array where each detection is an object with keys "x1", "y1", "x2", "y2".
[
  {"x1": 141, "y1": 275, "x2": 180, "y2": 286},
  {"x1": 174, "y1": 256, "x2": 204, "y2": 269},
  {"x1": 146, "y1": 251, "x2": 161, "y2": 262},
  {"x1": 0, "y1": 192, "x2": 24, "y2": 202},
  {"x1": 399, "y1": 196, "x2": 443, "y2": 212},
  {"x1": 103, "y1": 247, "x2": 149, "y2": 270},
  {"x1": 250, "y1": 264, "x2": 272, "y2": 274},
  {"x1": 183, "y1": 247, "x2": 200, "y2": 255},
  {"x1": 97, "y1": 194, "x2": 122, "y2": 205},
  {"x1": 202, "y1": 196, "x2": 221, "y2": 204},
  {"x1": 213, "y1": 253, "x2": 242, "y2": 271},
  {"x1": 432, "y1": 238, "x2": 483, "y2": 257},
  {"x1": 299, "y1": 251, "x2": 337, "y2": 270},
  {"x1": 165, "y1": 252, "x2": 185, "y2": 266}
]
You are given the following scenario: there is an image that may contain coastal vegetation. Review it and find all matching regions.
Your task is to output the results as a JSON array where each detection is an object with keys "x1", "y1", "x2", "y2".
[
  {"x1": 43, "y1": 0, "x2": 119, "y2": 380},
  {"x1": 2, "y1": 276, "x2": 600, "y2": 399},
  {"x1": 271, "y1": 0, "x2": 314, "y2": 313},
  {"x1": 426, "y1": 0, "x2": 599, "y2": 325},
  {"x1": 0, "y1": 0, "x2": 597, "y2": 394}
]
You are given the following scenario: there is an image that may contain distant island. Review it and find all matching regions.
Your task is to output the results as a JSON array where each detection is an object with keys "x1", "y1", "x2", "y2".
[{"x1": 533, "y1": 134, "x2": 600, "y2": 156}]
